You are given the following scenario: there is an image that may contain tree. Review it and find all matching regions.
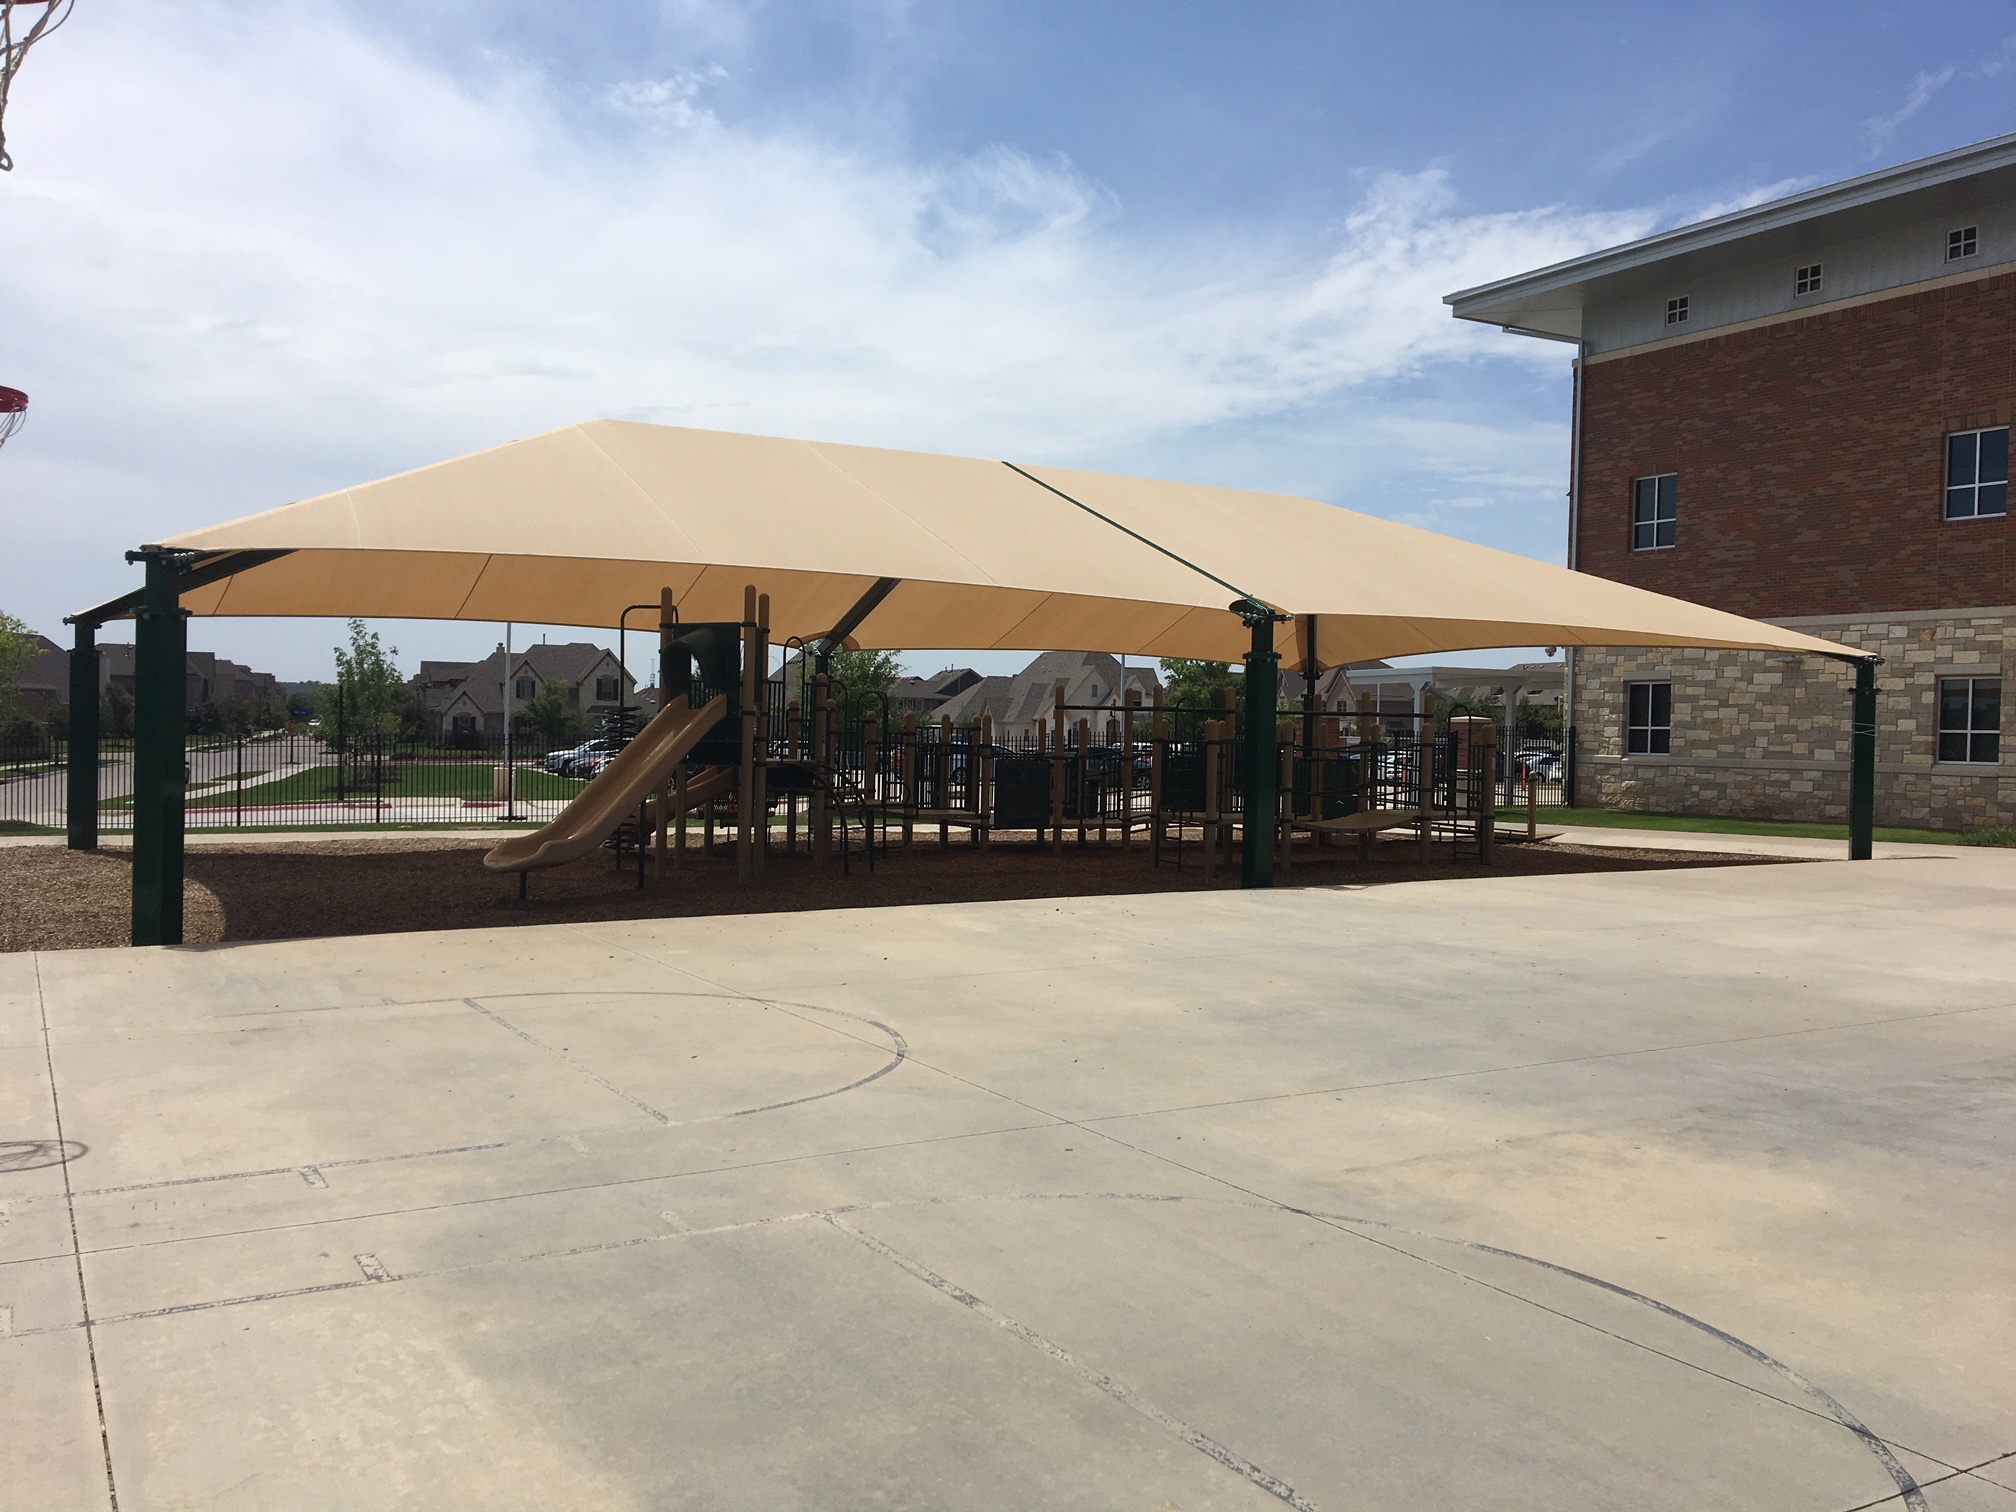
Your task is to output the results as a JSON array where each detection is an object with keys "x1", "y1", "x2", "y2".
[
  {"x1": 1158, "y1": 658, "x2": 1240, "y2": 713},
  {"x1": 1517, "y1": 697, "x2": 1564, "y2": 742},
  {"x1": 330, "y1": 619, "x2": 406, "y2": 752},
  {"x1": 827, "y1": 648, "x2": 902, "y2": 726},
  {"x1": 0, "y1": 609, "x2": 37, "y2": 721},
  {"x1": 100, "y1": 682, "x2": 134, "y2": 738},
  {"x1": 523, "y1": 679, "x2": 588, "y2": 746}
]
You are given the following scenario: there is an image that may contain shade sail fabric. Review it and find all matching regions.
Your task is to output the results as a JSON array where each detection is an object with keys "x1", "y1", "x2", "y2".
[{"x1": 157, "y1": 420, "x2": 1861, "y2": 667}]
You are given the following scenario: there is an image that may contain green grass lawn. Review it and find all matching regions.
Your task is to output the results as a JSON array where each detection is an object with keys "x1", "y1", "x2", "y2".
[{"x1": 1495, "y1": 804, "x2": 1986, "y2": 846}]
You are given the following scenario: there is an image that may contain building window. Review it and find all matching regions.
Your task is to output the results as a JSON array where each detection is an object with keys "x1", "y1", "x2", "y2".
[
  {"x1": 1945, "y1": 427, "x2": 2009, "y2": 519},
  {"x1": 1937, "y1": 677, "x2": 2001, "y2": 764},
  {"x1": 515, "y1": 677, "x2": 535, "y2": 701},
  {"x1": 1948, "y1": 226, "x2": 1978, "y2": 261},
  {"x1": 1666, "y1": 296, "x2": 1689, "y2": 326},
  {"x1": 1631, "y1": 473, "x2": 1678, "y2": 550},
  {"x1": 1625, "y1": 682, "x2": 1671, "y2": 755},
  {"x1": 1794, "y1": 263, "x2": 1823, "y2": 296},
  {"x1": 595, "y1": 676, "x2": 619, "y2": 701}
]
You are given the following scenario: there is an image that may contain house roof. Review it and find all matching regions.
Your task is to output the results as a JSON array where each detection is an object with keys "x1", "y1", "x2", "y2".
[
  {"x1": 1445, "y1": 131, "x2": 2016, "y2": 341},
  {"x1": 437, "y1": 642, "x2": 628, "y2": 716},
  {"x1": 890, "y1": 667, "x2": 983, "y2": 703},
  {"x1": 933, "y1": 652, "x2": 1162, "y2": 727},
  {"x1": 19, "y1": 634, "x2": 66, "y2": 694},
  {"x1": 148, "y1": 419, "x2": 1865, "y2": 667}
]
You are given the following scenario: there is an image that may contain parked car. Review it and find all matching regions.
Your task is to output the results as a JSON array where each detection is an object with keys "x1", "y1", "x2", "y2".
[
  {"x1": 544, "y1": 736, "x2": 620, "y2": 774},
  {"x1": 1512, "y1": 749, "x2": 1563, "y2": 783}
]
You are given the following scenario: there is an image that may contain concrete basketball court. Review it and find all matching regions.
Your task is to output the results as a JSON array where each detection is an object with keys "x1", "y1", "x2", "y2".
[{"x1": 7, "y1": 848, "x2": 2015, "y2": 1509}]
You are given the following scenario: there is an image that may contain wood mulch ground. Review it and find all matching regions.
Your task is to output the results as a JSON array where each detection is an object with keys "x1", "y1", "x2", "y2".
[{"x1": 0, "y1": 832, "x2": 1800, "y2": 953}]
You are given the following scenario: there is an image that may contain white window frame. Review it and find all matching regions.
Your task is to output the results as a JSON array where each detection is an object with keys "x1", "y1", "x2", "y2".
[
  {"x1": 1948, "y1": 226, "x2": 1978, "y2": 261},
  {"x1": 1945, "y1": 427, "x2": 2010, "y2": 521},
  {"x1": 1625, "y1": 681, "x2": 1672, "y2": 756},
  {"x1": 1666, "y1": 296, "x2": 1689, "y2": 326},
  {"x1": 1936, "y1": 676, "x2": 2001, "y2": 765},
  {"x1": 1631, "y1": 473, "x2": 1678, "y2": 551},
  {"x1": 1794, "y1": 262, "x2": 1823, "y2": 296}
]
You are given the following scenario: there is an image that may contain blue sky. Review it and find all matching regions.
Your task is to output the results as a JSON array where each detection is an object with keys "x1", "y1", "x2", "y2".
[{"x1": 2, "y1": 1, "x2": 2013, "y2": 680}]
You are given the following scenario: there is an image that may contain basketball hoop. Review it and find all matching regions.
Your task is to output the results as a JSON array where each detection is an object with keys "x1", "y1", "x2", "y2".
[
  {"x1": 0, "y1": 386, "x2": 27, "y2": 449},
  {"x1": 1, "y1": 0, "x2": 72, "y2": 172}
]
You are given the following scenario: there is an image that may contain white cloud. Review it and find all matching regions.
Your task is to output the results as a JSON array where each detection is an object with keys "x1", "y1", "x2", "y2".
[
  {"x1": 1683, "y1": 176, "x2": 1816, "y2": 226},
  {"x1": 1967, "y1": 33, "x2": 2016, "y2": 79},
  {"x1": 604, "y1": 66, "x2": 727, "y2": 130},
  {"x1": 1862, "y1": 66, "x2": 1954, "y2": 155},
  {"x1": 0, "y1": 0, "x2": 1645, "y2": 672}
]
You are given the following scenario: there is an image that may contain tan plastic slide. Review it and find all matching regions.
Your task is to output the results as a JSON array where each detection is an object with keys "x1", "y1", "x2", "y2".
[{"x1": 484, "y1": 693, "x2": 728, "y2": 874}]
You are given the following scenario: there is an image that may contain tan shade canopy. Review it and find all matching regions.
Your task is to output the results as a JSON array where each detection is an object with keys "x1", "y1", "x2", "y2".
[{"x1": 158, "y1": 420, "x2": 1860, "y2": 668}]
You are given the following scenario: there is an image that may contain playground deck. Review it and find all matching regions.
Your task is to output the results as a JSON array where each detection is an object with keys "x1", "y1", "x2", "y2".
[{"x1": 9, "y1": 851, "x2": 2015, "y2": 1508}]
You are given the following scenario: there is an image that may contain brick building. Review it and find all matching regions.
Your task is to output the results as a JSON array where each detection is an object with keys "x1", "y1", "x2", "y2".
[{"x1": 1448, "y1": 133, "x2": 2015, "y2": 830}]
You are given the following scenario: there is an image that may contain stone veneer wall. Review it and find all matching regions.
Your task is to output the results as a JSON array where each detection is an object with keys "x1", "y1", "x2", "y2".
[{"x1": 1572, "y1": 608, "x2": 2013, "y2": 831}]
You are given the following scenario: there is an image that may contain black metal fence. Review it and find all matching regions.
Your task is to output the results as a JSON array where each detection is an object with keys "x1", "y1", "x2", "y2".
[
  {"x1": 0, "y1": 728, "x2": 600, "y2": 834},
  {"x1": 1, "y1": 698, "x2": 1565, "y2": 840}
]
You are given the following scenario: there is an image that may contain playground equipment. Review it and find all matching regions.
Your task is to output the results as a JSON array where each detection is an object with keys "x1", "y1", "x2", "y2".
[
  {"x1": 473, "y1": 578, "x2": 1521, "y2": 901},
  {"x1": 1, "y1": 0, "x2": 70, "y2": 172},
  {"x1": 485, "y1": 583, "x2": 883, "y2": 894},
  {"x1": 483, "y1": 692, "x2": 727, "y2": 886}
]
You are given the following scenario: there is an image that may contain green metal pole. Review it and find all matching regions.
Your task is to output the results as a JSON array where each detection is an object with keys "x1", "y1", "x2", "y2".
[
  {"x1": 130, "y1": 552, "x2": 189, "y2": 946},
  {"x1": 1849, "y1": 657, "x2": 1877, "y2": 861},
  {"x1": 1240, "y1": 604, "x2": 1281, "y2": 888},
  {"x1": 65, "y1": 617, "x2": 100, "y2": 850}
]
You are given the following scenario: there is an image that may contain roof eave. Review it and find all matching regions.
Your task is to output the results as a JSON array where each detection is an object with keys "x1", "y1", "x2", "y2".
[{"x1": 1443, "y1": 129, "x2": 2016, "y2": 332}]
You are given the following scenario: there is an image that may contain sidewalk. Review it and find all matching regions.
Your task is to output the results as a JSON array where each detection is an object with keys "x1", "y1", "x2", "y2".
[{"x1": 1540, "y1": 823, "x2": 1972, "y2": 862}]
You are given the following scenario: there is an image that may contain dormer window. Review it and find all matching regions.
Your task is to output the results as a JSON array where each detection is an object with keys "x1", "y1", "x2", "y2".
[
  {"x1": 1794, "y1": 263, "x2": 1823, "y2": 296},
  {"x1": 1948, "y1": 226, "x2": 1978, "y2": 261},
  {"x1": 1665, "y1": 296, "x2": 1689, "y2": 326}
]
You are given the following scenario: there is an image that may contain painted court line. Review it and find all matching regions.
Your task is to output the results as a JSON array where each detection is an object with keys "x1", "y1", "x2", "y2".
[{"x1": 824, "y1": 1211, "x2": 1320, "y2": 1511}]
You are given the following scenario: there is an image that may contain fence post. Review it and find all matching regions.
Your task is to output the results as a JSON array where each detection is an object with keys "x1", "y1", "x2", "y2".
[
  {"x1": 738, "y1": 585, "x2": 758, "y2": 884},
  {"x1": 1150, "y1": 687, "x2": 1166, "y2": 862},
  {"x1": 65, "y1": 616, "x2": 99, "y2": 850},
  {"x1": 979, "y1": 713, "x2": 993, "y2": 850},
  {"x1": 1051, "y1": 683, "x2": 1066, "y2": 855}
]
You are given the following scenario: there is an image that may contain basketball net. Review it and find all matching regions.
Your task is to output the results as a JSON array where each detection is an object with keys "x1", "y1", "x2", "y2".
[
  {"x1": 1, "y1": 0, "x2": 73, "y2": 172},
  {"x1": 0, "y1": 387, "x2": 26, "y2": 449}
]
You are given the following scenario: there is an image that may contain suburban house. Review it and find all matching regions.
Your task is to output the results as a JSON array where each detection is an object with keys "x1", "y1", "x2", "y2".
[
  {"x1": 1449, "y1": 132, "x2": 2016, "y2": 829},
  {"x1": 13, "y1": 634, "x2": 69, "y2": 718},
  {"x1": 889, "y1": 667, "x2": 985, "y2": 718},
  {"x1": 416, "y1": 642, "x2": 636, "y2": 742},
  {"x1": 1279, "y1": 661, "x2": 1565, "y2": 737},
  {"x1": 932, "y1": 652, "x2": 1163, "y2": 745},
  {"x1": 19, "y1": 637, "x2": 284, "y2": 717}
]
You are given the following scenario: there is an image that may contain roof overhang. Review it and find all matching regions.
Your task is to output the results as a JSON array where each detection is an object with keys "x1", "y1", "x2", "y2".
[{"x1": 1446, "y1": 131, "x2": 2016, "y2": 341}]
